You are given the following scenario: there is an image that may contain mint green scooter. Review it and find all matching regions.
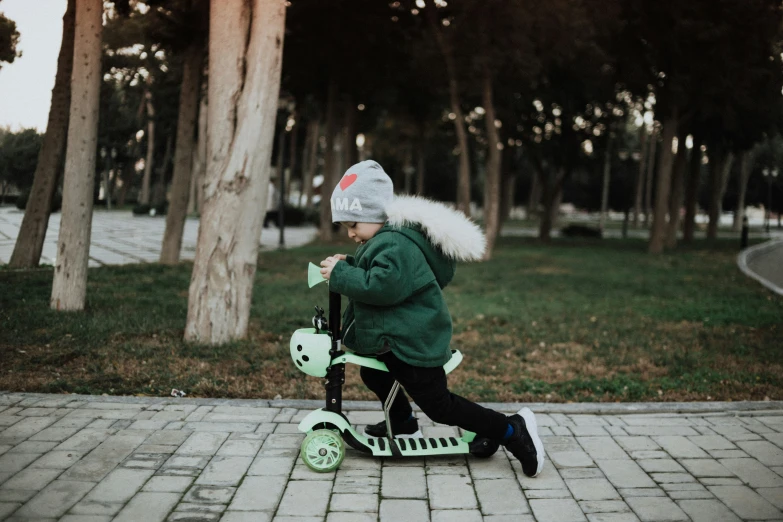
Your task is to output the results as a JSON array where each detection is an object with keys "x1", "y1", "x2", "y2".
[{"x1": 290, "y1": 263, "x2": 499, "y2": 472}]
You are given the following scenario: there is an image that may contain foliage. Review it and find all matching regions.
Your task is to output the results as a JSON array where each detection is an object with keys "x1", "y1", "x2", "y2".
[
  {"x1": 0, "y1": 4, "x2": 20, "y2": 69},
  {"x1": 0, "y1": 128, "x2": 43, "y2": 192}
]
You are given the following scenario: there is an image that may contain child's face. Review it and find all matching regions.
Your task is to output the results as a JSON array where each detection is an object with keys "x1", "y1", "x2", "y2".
[{"x1": 341, "y1": 222, "x2": 383, "y2": 244}]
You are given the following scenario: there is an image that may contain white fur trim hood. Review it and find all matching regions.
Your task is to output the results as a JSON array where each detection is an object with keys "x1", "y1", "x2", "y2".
[{"x1": 385, "y1": 195, "x2": 486, "y2": 261}]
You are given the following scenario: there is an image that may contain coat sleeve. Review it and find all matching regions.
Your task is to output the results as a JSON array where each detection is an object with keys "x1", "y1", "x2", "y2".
[{"x1": 330, "y1": 236, "x2": 415, "y2": 306}]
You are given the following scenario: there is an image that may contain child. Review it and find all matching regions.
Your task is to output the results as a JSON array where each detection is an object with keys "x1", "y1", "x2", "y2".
[{"x1": 319, "y1": 160, "x2": 544, "y2": 477}]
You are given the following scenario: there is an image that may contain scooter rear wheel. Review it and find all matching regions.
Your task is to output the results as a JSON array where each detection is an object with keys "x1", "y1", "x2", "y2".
[
  {"x1": 300, "y1": 429, "x2": 345, "y2": 472},
  {"x1": 469, "y1": 436, "x2": 500, "y2": 458}
]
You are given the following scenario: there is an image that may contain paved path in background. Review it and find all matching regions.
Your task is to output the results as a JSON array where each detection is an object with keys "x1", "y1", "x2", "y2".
[
  {"x1": 0, "y1": 208, "x2": 318, "y2": 266},
  {"x1": 740, "y1": 240, "x2": 783, "y2": 295},
  {"x1": 0, "y1": 393, "x2": 782, "y2": 522}
]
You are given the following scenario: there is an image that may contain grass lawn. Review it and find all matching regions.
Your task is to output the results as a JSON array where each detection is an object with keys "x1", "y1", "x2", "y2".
[{"x1": 1, "y1": 237, "x2": 781, "y2": 403}]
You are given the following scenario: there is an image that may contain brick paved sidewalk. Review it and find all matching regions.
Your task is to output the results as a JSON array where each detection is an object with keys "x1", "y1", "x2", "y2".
[{"x1": 0, "y1": 393, "x2": 781, "y2": 522}]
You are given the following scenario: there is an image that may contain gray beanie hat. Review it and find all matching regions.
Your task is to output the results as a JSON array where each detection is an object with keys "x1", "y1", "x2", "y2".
[{"x1": 330, "y1": 160, "x2": 394, "y2": 223}]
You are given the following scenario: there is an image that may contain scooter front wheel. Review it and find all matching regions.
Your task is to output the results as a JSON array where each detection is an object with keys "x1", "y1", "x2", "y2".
[
  {"x1": 469, "y1": 436, "x2": 500, "y2": 459},
  {"x1": 300, "y1": 429, "x2": 345, "y2": 472}
]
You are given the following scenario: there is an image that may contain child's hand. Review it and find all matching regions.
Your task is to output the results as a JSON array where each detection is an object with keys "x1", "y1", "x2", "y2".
[
  {"x1": 332, "y1": 254, "x2": 347, "y2": 261},
  {"x1": 319, "y1": 256, "x2": 340, "y2": 280}
]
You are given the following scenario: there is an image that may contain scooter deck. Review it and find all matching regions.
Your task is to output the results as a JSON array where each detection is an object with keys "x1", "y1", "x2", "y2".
[{"x1": 365, "y1": 435, "x2": 470, "y2": 457}]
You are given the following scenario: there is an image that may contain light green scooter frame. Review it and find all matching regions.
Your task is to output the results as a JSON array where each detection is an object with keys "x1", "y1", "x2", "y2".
[{"x1": 292, "y1": 263, "x2": 497, "y2": 472}]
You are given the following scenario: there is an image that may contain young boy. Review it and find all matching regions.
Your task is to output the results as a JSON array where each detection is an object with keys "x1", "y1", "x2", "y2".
[{"x1": 319, "y1": 160, "x2": 544, "y2": 477}]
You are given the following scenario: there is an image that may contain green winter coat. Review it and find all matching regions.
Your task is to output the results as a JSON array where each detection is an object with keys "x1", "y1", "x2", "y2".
[{"x1": 328, "y1": 196, "x2": 486, "y2": 367}]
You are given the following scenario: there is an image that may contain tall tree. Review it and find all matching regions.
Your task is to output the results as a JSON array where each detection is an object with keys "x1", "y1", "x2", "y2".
[
  {"x1": 8, "y1": 0, "x2": 75, "y2": 268},
  {"x1": 50, "y1": 0, "x2": 103, "y2": 311},
  {"x1": 160, "y1": 0, "x2": 209, "y2": 264},
  {"x1": 185, "y1": 0, "x2": 285, "y2": 343},
  {"x1": 0, "y1": 3, "x2": 20, "y2": 69}
]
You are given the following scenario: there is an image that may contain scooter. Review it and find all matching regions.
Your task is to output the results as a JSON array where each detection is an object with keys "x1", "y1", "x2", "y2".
[{"x1": 290, "y1": 263, "x2": 499, "y2": 472}]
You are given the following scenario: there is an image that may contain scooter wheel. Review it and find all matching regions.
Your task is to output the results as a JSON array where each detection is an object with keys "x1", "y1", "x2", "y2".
[
  {"x1": 300, "y1": 429, "x2": 345, "y2": 472},
  {"x1": 469, "y1": 436, "x2": 500, "y2": 458}
]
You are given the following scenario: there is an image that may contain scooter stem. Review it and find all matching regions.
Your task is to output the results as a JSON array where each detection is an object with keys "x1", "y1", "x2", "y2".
[{"x1": 325, "y1": 290, "x2": 344, "y2": 414}]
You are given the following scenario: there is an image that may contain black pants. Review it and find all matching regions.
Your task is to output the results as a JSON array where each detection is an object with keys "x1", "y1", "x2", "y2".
[{"x1": 360, "y1": 351, "x2": 510, "y2": 441}]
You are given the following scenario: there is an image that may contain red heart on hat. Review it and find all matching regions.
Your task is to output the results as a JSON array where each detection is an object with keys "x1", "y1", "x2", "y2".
[{"x1": 339, "y1": 173, "x2": 358, "y2": 191}]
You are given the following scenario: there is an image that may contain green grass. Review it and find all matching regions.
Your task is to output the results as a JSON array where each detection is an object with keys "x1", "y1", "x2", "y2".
[{"x1": 1, "y1": 237, "x2": 781, "y2": 402}]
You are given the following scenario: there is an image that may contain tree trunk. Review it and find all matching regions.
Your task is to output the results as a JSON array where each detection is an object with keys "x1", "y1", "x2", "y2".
[
  {"x1": 153, "y1": 135, "x2": 172, "y2": 207},
  {"x1": 527, "y1": 171, "x2": 539, "y2": 219},
  {"x1": 481, "y1": 73, "x2": 501, "y2": 260},
  {"x1": 188, "y1": 92, "x2": 208, "y2": 215},
  {"x1": 139, "y1": 91, "x2": 156, "y2": 205},
  {"x1": 648, "y1": 109, "x2": 678, "y2": 254},
  {"x1": 632, "y1": 125, "x2": 647, "y2": 228},
  {"x1": 8, "y1": 0, "x2": 75, "y2": 268},
  {"x1": 683, "y1": 134, "x2": 702, "y2": 242},
  {"x1": 303, "y1": 119, "x2": 318, "y2": 208},
  {"x1": 644, "y1": 125, "x2": 657, "y2": 228},
  {"x1": 116, "y1": 169, "x2": 129, "y2": 207},
  {"x1": 319, "y1": 76, "x2": 338, "y2": 241},
  {"x1": 599, "y1": 128, "x2": 614, "y2": 231},
  {"x1": 665, "y1": 129, "x2": 689, "y2": 249},
  {"x1": 289, "y1": 113, "x2": 298, "y2": 203},
  {"x1": 160, "y1": 40, "x2": 205, "y2": 264},
  {"x1": 185, "y1": 0, "x2": 285, "y2": 344},
  {"x1": 706, "y1": 149, "x2": 734, "y2": 239},
  {"x1": 538, "y1": 168, "x2": 565, "y2": 242},
  {"x1": 50, "y1": 0, "x2": 102, "y2": 311},
  {"x1": 426, "y1": 3, "x2": 470, "y2": 215},
  {"x1": 732, "y1": 151, "x2": 752, "y2": 231},
  {"x1": 342, "y1": 100, "x2": 357, "y2": 169}
]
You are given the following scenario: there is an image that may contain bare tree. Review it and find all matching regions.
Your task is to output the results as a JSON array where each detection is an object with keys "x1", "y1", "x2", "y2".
[
  {"x1": 302, "y1": 119, "x2": 318, "y2": 208},
  {"x1": 8, "y1": 0, "x2": 75, "y2": 268},
  {"x1": 648, "y1": 109, "x2": 678, "y2": 254},
  {"x1": 481, "y1": 72, "x2": 502, "y2": 260},
  {"x1": 160, "y1": 39, "x2": 205, "y2": 264},
  {"x1": 185, "y1": 0, "x2": 285, "y2": 343},
  {"x1": 706, "y1": 149, "x2": 734, "y2": 240},
  {"x1": 139, "y1": 88, "x2": 155, "y2": 205},
  {"x1": 632, "y1": 125, "x2": 647, "y2": 228},
  {"x1": 665, "y1": 129, "x2": 689, "y2": 249},
  {"x1": 732, "y1": 150, "x2": 753, "y2": 231},
  {"x1": 318, "y1": 77, "x2": 338, "y2": 241},
  {"x1": 50, "y1": 0, "x2": 103, "y2": 311}
]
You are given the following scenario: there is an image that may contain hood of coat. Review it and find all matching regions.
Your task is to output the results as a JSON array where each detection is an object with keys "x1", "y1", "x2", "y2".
[{"x1": 384, "y1": 195, "x2": 486, "y2": 262}]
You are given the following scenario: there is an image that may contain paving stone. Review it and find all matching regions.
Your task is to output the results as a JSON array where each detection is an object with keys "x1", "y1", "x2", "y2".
[
  {"x1": 82, "y1": 467, "x2": 154, "y2": 503},
  {"x1": 333, "y1": 474, "x2": 381, "y2": 494},
  {"x1": 757, "y1": 487, "x2": 783, "y2": 510},
  {"x1": 578, "y1": 437, "x2": 629, "y2": 460},
  {"x1": 138, "y1": 444, "x2": 181, "y2": 454},
  {"x1": 566, "y1": 478, "x2": 620, "y2": 500},
  {"x1": 228, "y1": 476, "x2": 286, "y2": 511},
  {"x1": 262, "y1": 434, "x2": 305, "y2": 450},
  {"x1": 467, "y1": 452, "x2": 514, "y2": 478},
  {"x1": 329, "y1": 493, "x2": 379, "y2": 512},
  {"x1": 624, "y1": 426, "x2": 699, "y2": 437},
  {"x1": 13, "y1": 479, "x2": 95, "y2": 518},
  {"x1": 0, "y1": 417, "x2": 57, "y2": 443},
  {"x1": 549, "y1": 450, "x2": 595, "y2": 469},
  {"x1": 183, "y1": 485, "x2": 236, "y2": 504},
  {"x1": 195, "y1": 456, "x2": 252, "y2": 486},
  {"x1": 524, "y1": 489, "x2": 573, "y2": 499},
  {"x1": 428, "y1": 474, "x2": 477, "y2": 510},
  {"x1": 0, "y1": 502, "x2": 21, "y2": 519},
  {"x1": 70, "y1": 499, "x2": 125, "y2": 516},
  {"x1": 667, "y1": 490, "x2": 714, "y2": 500},
  {"x1": 8, "y1": 440, "x2": 58, "y2": 454},
  {"x1": 426, "y1": 464, "x2": 469, "y2": 475},
  {"x1": 431, "y1": 509, "x2": 482, "y2": 522},
  {"x1": 28, "y1": 427, "x2": 80, "y2": 442},
  {"x1": 736, "y1": 440, "x2": 783, "y2": 466},
  {"x1": 63, "y1": 433, "x2": 148, "y2": 482},
  {"x1": 177, "y1": 432, "x2": 230, "y2": 455},
  {"x1": 637, "y1": 459, "x2": 683, "y2": 473},
  {"x1": 719, "y1": 458, "x2": 783, "y2": 488},
  {"x1": 379, "y1": 499, "x2": 429, "y2": 522},
  {"x1": 650, "y1": 473, "x2": 696, "y2": 483},
  {"x1": 290, "y1": 462, "x2": 336, "y2": 480},
  {"x1": 559, "y1": 468, "x2": 605, "y2": 479},
  {"x1": 529, "y1": 498, "x2": 586, "y2": 521},
  {"x1": 276, "y1": 480, "x2": 332, "y2": 516},
  {"x1": 688, "y1": 435, "x2": 736, "y2": 451},
  {"x1": 676, "y1": 499, "x2": 741, "y2": 522},
  {"x1": 147, "y1": 430, "x2": 191, "y2": 446},
  {"x1": 596, "y1": 460, "x2": 655, "y2": 489},
  {"x1": 698, "y1": 477, "x2": 743, "y2": 486},
  {"x1": 474, "y1": 478, "x2": 529, "y2": 515},
  {"x1": 60, "y1": 515, "x2": 112, "y2": 522},
  {"x1": 617, "y1": 488, "x2": 665, "y2": 498},
  {"x1": 221, "y1": 513, "x2": 272, "y2": 522},
  {"x1": 216, "y1": 439, "x2": 263, "y2": 457},
  {"x1": 625, "y1": 496, "x2": 688, "y2": 521},
  {"x1": 143, "y1": 475, "x2": 194, "y2": 492},
  {"x1": 0, "y1": 468, "x2": 61, "y2": 491},
  {"x1": 0, "y1": 452, "x2": 40, "y2": 476},
  {"x1": 382, "y1": 466, "x2": 426, "y2": 499},
  {"x1": 613, "y1": 437, "x2": 659, "y2": 452},
  {"x1": 578, "y1": 500, "x2": 631, "y2": 513},
  {"x1": 707, "y1": 485, "x2": 782, "y2": 520},
  {"x1": 570, "y1": 426, "x2": 610, "y2": 436},
  {"x1": 517, "y1": 463, "x2": 566, "y2": 490},
  {"x1": 0, "y1": 489, "x2": 36, "y2": 502},
  {"x1": 167, "y1": 512, "x2": 219, "y2": 521},
  {"x1": 628, "y1": 450, "x2": 668, "y2": 460},
  {"x1": 585, "y1": 514, "x2": 640, "y2": 522},
  {"x1": 184, "y1": 422, "x2": 257, "y2": 433},
  {"x1": 113, "y1": 491, "x2": 180, "y2": 522},
  {"x1": 677, "y1": 458, "x2": 734, "y2": 477}
]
